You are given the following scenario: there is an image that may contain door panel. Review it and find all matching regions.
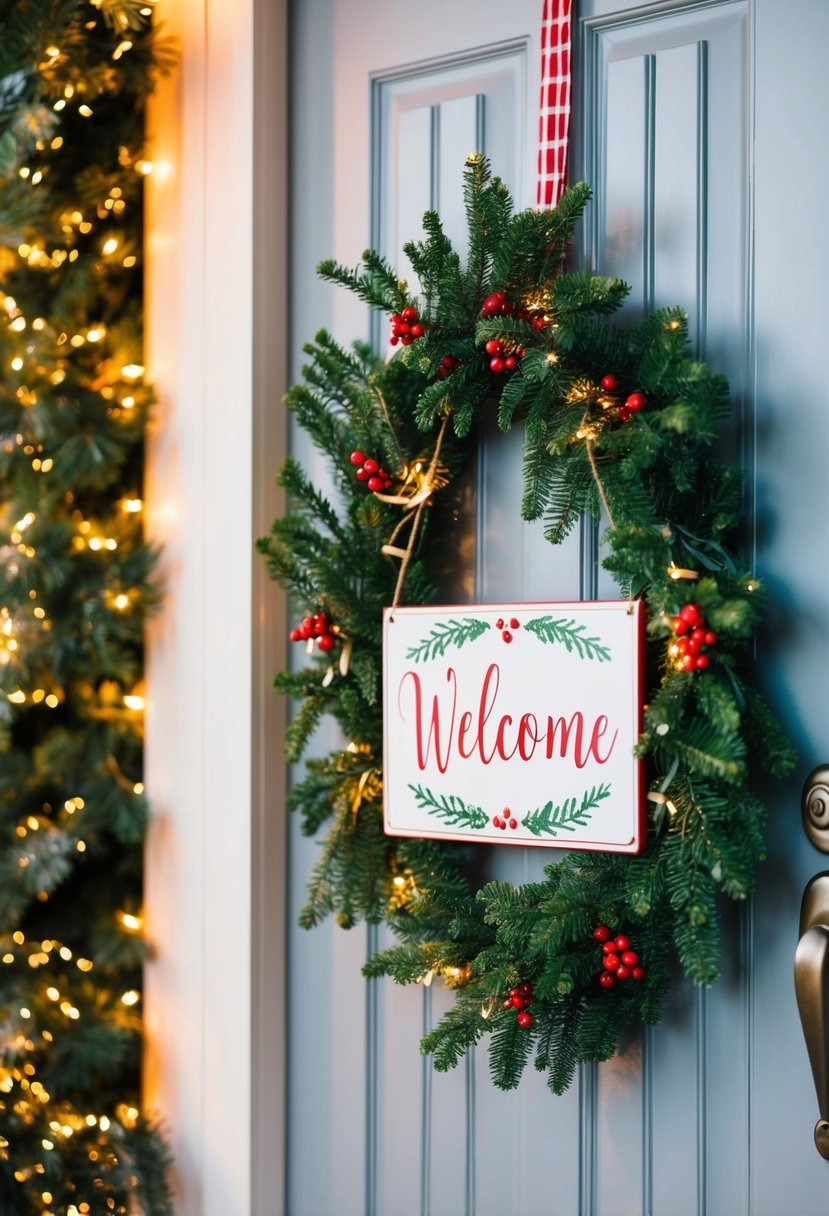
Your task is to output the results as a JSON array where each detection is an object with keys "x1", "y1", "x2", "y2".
[{"x1": 287, "y1": 0, "x2": 829, "y2": 1210}]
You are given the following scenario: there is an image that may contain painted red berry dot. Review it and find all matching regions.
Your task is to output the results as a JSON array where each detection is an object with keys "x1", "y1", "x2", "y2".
[
  {"x1": 401, "y1": 305, "x2": 418, "y2": 321},
  {"x1": 614, "y1": 935, "x2": 630, "y2": 952},
  {"x1": 317, "y1": 635, "x2": 335, "y2": 652},
  {"x1": 695, "y1": 654, "x2": 710, "y2": 670},
  {"x1": 509, "y1": 618, "x2": 520, "y2": 630},
  {"x1": 603, "y1": 954, "x2": 620, "y2": 971},
  {"x1": 509, "y1": 818, "x2": 518, "y2": 830},
  {"x1": 632, "y1": 967, "x2": 645, "y2": 981},
  {"x1": 490, "y1": 356, "x2": 505, "y2": 374},
  {"x1": 593, "y1": 925, "x2": 612, "y2": 942},
  {"x1": 616, "y1": 965, "x2": 632, "y2": 980},
  {"x1": 600, "y1": 374, "x2": 618, "y2": 391},
  {"x1": 410, "y1": 324, "x2": 424, "y2": 338},
  {"x1": 517, "y1": 1012, "x2": 533, "y2": 1028},
  {"x1": 626, "y1": 392, "x2": 646, "y2": 412},
  {"x1": 367, "y1": 476, "x2": 383, "y2": 492},
  {"x1": 621, "y1": 951, "x2": 639, "y2": 967},
  {"x1": 502, "y1": 630, "x2": 512, "y2": 643},
  {"x1": 599, "y1": 973, "x2": 616, "y2": 989},
  {"x1": 492, "y1": 817, "x2": 502, "y2": 829},
  {"x1": 350, "y1": 450, "x2": 365, "y2": 466},
  {"x1": 500, "y1": 819, "x2": 507, "y2": 830},
  {"x1": 495, "y1": 618, "x2": 504, "y2": 629}
]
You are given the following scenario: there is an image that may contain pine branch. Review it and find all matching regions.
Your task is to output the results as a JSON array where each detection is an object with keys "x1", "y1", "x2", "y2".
[
  {"x1": 521, "y1": 783, "x2": 612, "y2": 837},
  {"x1": 409, "y1": 783, "x2": 489, "y2": 831},
  {"x1": 405, "y1": 615, "x2": 490, "y2": 662},
  {"x1": 524, "y1": 615, "x2": 612, "y2": 662}
]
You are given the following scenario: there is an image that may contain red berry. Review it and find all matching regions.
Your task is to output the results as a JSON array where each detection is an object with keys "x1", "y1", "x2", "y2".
[
  {"x1": 492, "y1": 817, "x2": 502, "y2": 829},
  {"x1": 349, "y1": 450, "x2": 365, "y2": 466},
  {"x1": 618, "y1": 406, "x2": 632, "y2": 421},
  {"x1": 705, "y1": 631, "x2": 717, "y2": 646},
  {"x1": 391, "y1": 314, "x2": 403, "y2": 326},
  {"x1": 502, "y1": 998, "x2": 513, "y2": 1009},
  {"x1": 531, "y1": 317, "x2": 545, "y2": 330},
  {"x1": 502, "y1": 630, "x2": 512, "y2": 643},
  {"x1": 317, "y1": 634, "x2": 335, "y2": 652},
  {"x1": 367, "y1": 476, "x2": 383, "y2": 492},
  {"x1": 490, "y1": 356, "x2": 505, "y2": 374},
  {"x1": 626, "y1": 392, "x2": 645, "y2": 412},
  {"x1": 687, "y1": 634, "x2": 702, "y2": 654},
  {"x1": 509, "y1": 818, "x2": 518, "y2": 830},
  {"x1": 482, "y1": 292, "x2": 503, "y2": 315},
  {"x1": 383, "y1": 479, "x2": 393, "y2": 491},
  {"x1": 511, "y1": 995, "x2": 524, "y2": 1009},
  {"x1": 679, "y1": 603, "x2": 700, "y2": 625},
  {"x1": 682, "y1": 655, "x2": 696, "y2": 672},
  {"x1": 312, "y1": 615, "x2": 326, "y2": 635},
  {"x1": 397, "y1": 322, "x2": 410, "y2": 335},
  {"x1": 691, "y1": 627, "x2": 706, "y2": 644},
  {"x1": 593, "y1": 925, "x2": 612, "y2": 942},
  {"x1": 401, "y1": 305, "x2": 417, "y2": 321},
  {"x1": 362, "y1": 458, "x2": 378, "y2": 475},
  {"x1": 673, "y1": 617, "x2": 688, "y2": 636},
  {"x1": 517, "y1": 1011, "x2": 533, "y2": 1028},
  {"x1": 598, "y1": 972, "x2": 616, "y2": 989},
  {"x1": 616, "y1": 965, "x2": 632, "y2": 980},
  {"x1": 443, "y1": 355, "x2": 457, "y2": 368},
  {"x1": 695, "y1": 654, "x2": 710, "y2": 670},
  {"x1": 504, "y1": 356, "x2": 517, "y2": 370},
  {"x1": 509, "y1": 619, "x2": 520, "y2": 629},
  {"x1": 621, "y1": 951, "x2": 639, "y2": 967},
  {"x1": 632, "y1": 967, "x2": 645, "y2": 981},
  {"x1": 676, "y1": 638, "x2": 689, "y2": 655},
  {"x1": 508, "y1": 988, "x2": 519, "y2": 998},
  {"x1": 602, "y1": 941, "x2": 617, "y2": 954},
  {"x1": 400, "y1": 335, "x2": 413, "y2": 346},
  {"x1": 519, "y1": 982, "x2": 533, "y2": 996},
  {"x1": 485, "y1": 339, "x2": 501, "y2": 356},
  {"x1": 438, "y1": 366, "x2": 448, "y2": 377},
  {"x1": 495, "y1": 618, "x2": 504, "y2": 629},
  {"x1": 355, "y1": 467, "x2": 369, "y2": 481},
  {"x1": 301, "y1": 617, "x2": 313, "y2": 637},
  {"x1": 614, "y1": 935, "x2": 630, "y2": 952},
  {"x1": 410, "y1": 324, "x2": 424, "y2": 338},
  {"x1": 600, "y1": 374, "x2": 617, "y2": 391},
  {"x1": 290, "y1": 628, "x2": 302, "y2": 642},
  {"x1": 603, "y1": 954, "x2": 620, "y2": 971}
]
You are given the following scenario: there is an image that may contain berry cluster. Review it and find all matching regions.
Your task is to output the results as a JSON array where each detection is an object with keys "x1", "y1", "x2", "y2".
[
  {"x1": 502, "y1": 980, "x2": 534, "y2": 1028},
  {"x1": 485, "y1": 338, "x2": 522, "y2": 375},
  {"x1": 389, "y1": 305, "x2": 424, "y2": 346},
  {"x1": 670, "y1": 602, "x2": 717, "y2": 672},
  {"x1": 599, "y1": 374, "x2": 646, "y2": 422},
  {"x1": 481, "y1": 291, "x2": 547, "y2": 330},
  {"x1": 592, "y1": 925, "x2": 645, "y2": 989},
  {"x1": 290, "y1": 611, "x2": 338, "y2": 652},
  {"x1": 349, "y1": 450, "x2": 393, "y2": 494},
  {"x1": 495, "y1": 615, "x2": 519, "y2": 643},
  {"x1": 492, "y1": 806, "x2": 518, "y2": 831},
  {"x1": 438, "y1": 354, "x2": 460, "y2": 378}
]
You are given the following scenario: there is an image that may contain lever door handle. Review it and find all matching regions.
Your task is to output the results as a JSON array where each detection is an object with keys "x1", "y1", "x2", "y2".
[{"x1": 794, "y1": 871, "x2": 829, "y2": 1158}]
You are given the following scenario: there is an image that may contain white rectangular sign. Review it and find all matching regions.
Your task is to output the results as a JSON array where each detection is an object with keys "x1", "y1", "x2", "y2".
[{"x1": 383, "y1": 601, "x2": 645, "y2": 852}]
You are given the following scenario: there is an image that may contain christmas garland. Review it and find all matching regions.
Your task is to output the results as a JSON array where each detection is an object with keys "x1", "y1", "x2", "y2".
[
  {"x1": 259, "y1": 157, "x2": 795, "y2": 1094},
  {"x1": 0, "y1": 4, "x2": 172, "y2": 1210}
]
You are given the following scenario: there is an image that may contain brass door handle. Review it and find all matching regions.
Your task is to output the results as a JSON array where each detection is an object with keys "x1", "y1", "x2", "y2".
[{"x1": 795, "y1": 871, "x2": 829, "y2": 1159}]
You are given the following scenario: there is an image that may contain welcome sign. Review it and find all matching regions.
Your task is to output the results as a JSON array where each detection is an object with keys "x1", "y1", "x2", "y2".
[{"x1": 383, "y1": 601, "x2": 645, "y2": 853}]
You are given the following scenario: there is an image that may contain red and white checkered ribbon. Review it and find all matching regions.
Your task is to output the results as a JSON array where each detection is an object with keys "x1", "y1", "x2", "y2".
[{"x1": 537, "y1": 0, "x2": 573, "y2": 208}]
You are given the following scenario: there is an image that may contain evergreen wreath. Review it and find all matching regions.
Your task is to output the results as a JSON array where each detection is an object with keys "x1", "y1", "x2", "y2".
[{"x1": 259, "y1": 156, "x2": 795, "y2": 1094}]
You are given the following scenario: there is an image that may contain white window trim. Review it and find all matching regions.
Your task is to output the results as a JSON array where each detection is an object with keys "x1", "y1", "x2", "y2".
[{"x1": 143, "y1": 1, "x2": 287, "y2": 1212}]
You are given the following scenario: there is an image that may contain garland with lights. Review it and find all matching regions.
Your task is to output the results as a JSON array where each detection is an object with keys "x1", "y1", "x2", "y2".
[
  {"x1": 0, "y1": 4, "x2": 172, "y2": 1211},
  {"x1": 259, "y1": 156, "x2": 795, "y2": 1094}
]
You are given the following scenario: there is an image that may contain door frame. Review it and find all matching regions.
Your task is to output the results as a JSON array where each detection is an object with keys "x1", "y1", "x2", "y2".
[{"x1": 144, "y1": 1, "x2": 288, "y2": 1212}]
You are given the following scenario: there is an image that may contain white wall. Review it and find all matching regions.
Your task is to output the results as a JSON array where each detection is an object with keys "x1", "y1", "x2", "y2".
[{"x1": 143, "y1": 1, "x2": 288, "y2": 1212}]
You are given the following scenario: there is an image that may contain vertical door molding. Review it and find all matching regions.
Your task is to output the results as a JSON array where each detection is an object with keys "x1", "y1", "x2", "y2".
[{"x1": 144, "y1": 0, "x2": 288, "y2": 1213}]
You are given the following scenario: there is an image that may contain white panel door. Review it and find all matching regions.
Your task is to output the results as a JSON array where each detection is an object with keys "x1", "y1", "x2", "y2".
[{"x1": 286, "y1": 1, "x2": 829, "y2": 1211}]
